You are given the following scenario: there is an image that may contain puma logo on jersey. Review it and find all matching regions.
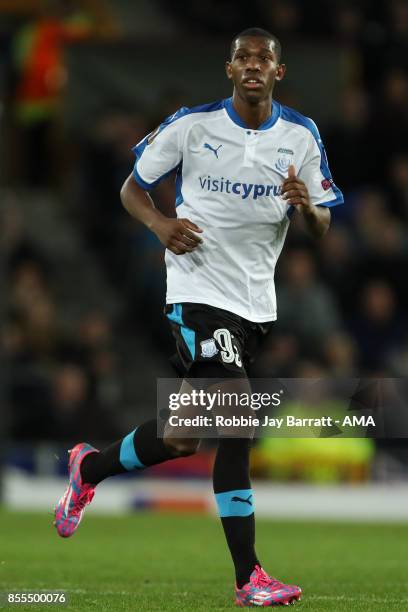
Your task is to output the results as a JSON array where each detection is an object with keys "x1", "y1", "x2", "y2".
[
  {"x1": 231, "y1": 494, "x2": 253, "y2": 506},
  {"x1": 204, "y1": 142, "x2": 222, "y2": 158}
]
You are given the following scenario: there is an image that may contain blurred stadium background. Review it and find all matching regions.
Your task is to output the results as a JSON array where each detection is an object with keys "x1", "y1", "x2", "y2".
[{"x1": 0, "y1": 0, "x2": 408, "y2": 522}]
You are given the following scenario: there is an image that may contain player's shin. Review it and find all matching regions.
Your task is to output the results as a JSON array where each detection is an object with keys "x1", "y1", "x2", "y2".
[
  {"x1": 213, "y1": 437, "x2": 260, "y2": 588},
  {"x1": 80, "y1": 419, "x2": 181, "y2": 485}
]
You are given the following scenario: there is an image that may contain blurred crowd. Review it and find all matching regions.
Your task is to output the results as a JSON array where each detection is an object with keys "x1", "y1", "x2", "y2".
[
  {"x1": 1, "y1": 199, "x2": 122, "y2": 441},
  {"x1": 1, "y1": 0, "x2": 407, "y2": 443}
]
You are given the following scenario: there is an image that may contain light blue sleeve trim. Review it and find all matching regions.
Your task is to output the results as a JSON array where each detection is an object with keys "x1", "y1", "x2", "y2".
[
  {"x1": 287, "y1": 193, "x2": 343, "y2": 220},
  {"x1": 175, "y1": 164, "x2": 184, "y2": 207},
  {"x1": 280, "y1": 105, "x2": 344, "y2": 206},
  {"x1": 119, "y1": 428, "x2": 145, "y2": 470},
  {"x1": 316, "y1": 196, "x2": 344, "y2": 208},
  {"x1": 132, "y1": 159, "x2": 182, "y2": 193},
  {"x1": 132, "y1": 164, "x2": 155, "y2": 190},
  {"x1": 215, "y1": 489, "x2": 254, "y2": 517},
  {"x1": 131, "y1": 107, "x2": 187, "y2": 191},
  {"x1": 131, "y1": 100, "x2": 225, "y2": 191},
  {"x1": 286, "y1": 192, "x2": 344, "y2": 219}
]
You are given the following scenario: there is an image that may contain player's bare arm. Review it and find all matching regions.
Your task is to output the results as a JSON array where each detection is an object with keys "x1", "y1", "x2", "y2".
[
  {"x1": 282, "y1": 164, "x2": 331, "y2": 238},
  {"x1": 120, "y1": 173, "x2": 203, "y2": 255}
]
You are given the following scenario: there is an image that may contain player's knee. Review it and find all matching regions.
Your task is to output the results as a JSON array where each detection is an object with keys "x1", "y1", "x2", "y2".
[{"x1": 164, "y1": 437, "x2": 200, "y2": 457}]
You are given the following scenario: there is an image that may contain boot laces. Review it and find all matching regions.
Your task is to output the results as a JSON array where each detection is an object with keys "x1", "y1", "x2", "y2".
[
  {"x1": 72, "y1": 486, "x2": 95, "y2": 516},
  {"x1": 253, "y1": 565, "x2": 283, "y2": 590}
]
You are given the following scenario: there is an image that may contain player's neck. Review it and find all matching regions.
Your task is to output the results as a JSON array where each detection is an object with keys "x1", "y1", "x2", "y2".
[{"x1": 232, "y1": 93, "x2": 273, "y2": 130}]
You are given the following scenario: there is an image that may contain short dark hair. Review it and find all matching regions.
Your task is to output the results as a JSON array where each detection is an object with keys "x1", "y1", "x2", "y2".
[{"x1": 230, "y1": 27, "x2": 282, "y2": 62}]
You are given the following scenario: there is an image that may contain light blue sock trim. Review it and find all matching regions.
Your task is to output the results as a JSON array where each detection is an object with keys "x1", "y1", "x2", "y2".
[
  {"x1": 215, "y1": 488, "x2": 254, "y2": 517},
  {"x1": 119, "y1": 428, "x2": 145, "y2": 470}
]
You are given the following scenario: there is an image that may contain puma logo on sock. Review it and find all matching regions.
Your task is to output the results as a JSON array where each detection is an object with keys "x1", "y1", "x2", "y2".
[{"x1": 231, "y1": 495, "x2": 253, "y2": 506}]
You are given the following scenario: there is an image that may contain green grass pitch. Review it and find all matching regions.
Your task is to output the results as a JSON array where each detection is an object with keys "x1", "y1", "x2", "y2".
[{"x1": 1, "y1": 509, "x2": 407, "y2": 611}]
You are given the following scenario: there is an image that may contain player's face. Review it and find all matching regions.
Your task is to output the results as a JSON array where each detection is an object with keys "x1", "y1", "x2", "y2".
[{"x1": 226, "y1": 37, "x2": 285, "y2": 103}]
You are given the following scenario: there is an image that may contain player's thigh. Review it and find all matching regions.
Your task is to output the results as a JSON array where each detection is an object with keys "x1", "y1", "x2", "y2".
[
  {"x1": 171, "y1": 364, "x2": 255, "y2": 439},
  {"x1": 163, "y1": 378, "x2": 202, "y2": 442},
  {"x1": 165, "y1": 304, "x2": 257, "y2": 437},
  {"x1": 242, "y1": 321, "x2": 274, "y2": 373}
]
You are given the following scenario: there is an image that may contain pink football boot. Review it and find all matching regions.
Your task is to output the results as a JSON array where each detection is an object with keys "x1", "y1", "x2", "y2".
[
  {"x1": 54, "y1": 443, "x2": 99, "y2": 538},
  {"x1": 235, "y1": 565, "x2": 302, "y2": 607}
]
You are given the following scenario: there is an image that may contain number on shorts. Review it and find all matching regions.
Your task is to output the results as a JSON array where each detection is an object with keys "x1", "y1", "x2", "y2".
[{"x1": 213, "y1": 328, "x2": 242, "y2": 367}]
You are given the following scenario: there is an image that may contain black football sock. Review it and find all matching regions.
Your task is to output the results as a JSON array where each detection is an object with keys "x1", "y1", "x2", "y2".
[
  {"x1": 80, "y1": 419, "x2": 176, "y2": 485},
  {"x1": 213, "y1": 437, "x2": 260, "y2": 589}
]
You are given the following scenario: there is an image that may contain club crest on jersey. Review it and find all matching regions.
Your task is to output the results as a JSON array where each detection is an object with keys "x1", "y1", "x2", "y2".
[
  {"x1": 200, "y1": 338, "x2": 218, "y2": 358},
  {"x1": 275, "y1": 148, "x2": 294, "y2": 173}
]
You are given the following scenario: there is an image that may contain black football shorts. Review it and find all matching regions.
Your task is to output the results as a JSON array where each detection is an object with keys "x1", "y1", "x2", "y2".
[{"x1": 165, "y1": 302, "x2": 272, "y2": 377}]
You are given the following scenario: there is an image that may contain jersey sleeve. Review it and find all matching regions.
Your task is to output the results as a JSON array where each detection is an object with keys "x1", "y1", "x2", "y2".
[
  {"x1": 132, "y1": 107, "x2": 189, "y2": 190},
  {"x1": 298, "y1": 121, "x2": 344, "y2": 207}
]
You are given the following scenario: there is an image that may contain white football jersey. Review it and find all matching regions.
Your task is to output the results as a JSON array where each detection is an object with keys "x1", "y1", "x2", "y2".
[{"x1": 132, "y1": 97, "x2": 343, "y2": 322}]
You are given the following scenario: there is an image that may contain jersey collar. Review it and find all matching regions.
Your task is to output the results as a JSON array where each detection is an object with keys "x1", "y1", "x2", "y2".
[{"x1": 223, "y1": 97, "x2": 281, "y2": 130}]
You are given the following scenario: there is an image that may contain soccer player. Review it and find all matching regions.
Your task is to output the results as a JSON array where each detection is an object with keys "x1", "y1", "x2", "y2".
[{"x1": 54, "y1": 28, "x2": 343, "y2": 606}]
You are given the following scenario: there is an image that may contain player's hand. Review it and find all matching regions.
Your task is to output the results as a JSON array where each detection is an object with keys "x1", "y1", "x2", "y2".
[
  {"x1": 281, "y1": 165, "x2": 312, "y2": 211},
  {"x1": 152, "y1": 217, "x2": 203, "y2": 255}
]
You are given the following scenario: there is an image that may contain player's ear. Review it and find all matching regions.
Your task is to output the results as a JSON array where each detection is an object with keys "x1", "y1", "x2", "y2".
[
  {"x1": 275, "y1": 63, "x2": 286, "y2": 82},
  {"x1": 225, "y1": 61, "x2": 233, "y2": 80}
]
